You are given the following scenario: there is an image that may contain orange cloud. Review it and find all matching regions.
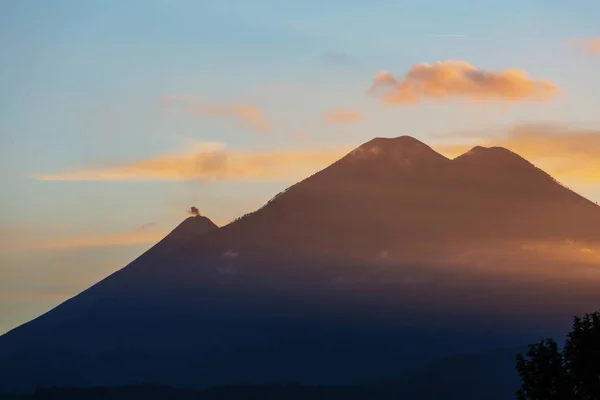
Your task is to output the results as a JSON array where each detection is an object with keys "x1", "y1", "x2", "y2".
[
  {"x1": 520, "y1": 239, "x2": 600, "y2": 266},
  {"x1": 136, "y1": 222, "x2": 157, "y2": 232},
  {"x1": 38, "y1": 230, "x2": 168, "y2": 250},
  {"x1": 34, "y1": 142, "x2": 350, "y2": 183},
  {"x1": 0, "y1": 227, "x2": 168, "y2": 253},
  {"x1": 435, "y1": 124, "x2": 600, "y2": 183},
  {"x1": 0, "y1": 290, "x2": 72, "y2": 303},
  {"x1": 160, "y1": 94, "x2": 272, "y2": 134},
  {"x1": 564, "y1": 37, "x2": 600, "y2": 55},
  {"x1": 369, "y1": 61, "x2": 559, "y2": 104},
  {"x1": 0, "y1": 227, "x2": 51, "y2": 253},
  {"x1": 324, "y1": 109, "x2": 363, "y2": 124}
]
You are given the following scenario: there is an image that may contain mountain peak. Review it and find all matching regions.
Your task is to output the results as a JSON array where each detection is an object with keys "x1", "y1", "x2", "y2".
[
  {"x1": 350, "y1": 136, "x2": 449, "y2": 165},
  {"x1": 365, "y1": 135, "x2": 429, "y2": 149},
  {"x1": 454, "y1": 145, "x2": 532, "y2": 168}
]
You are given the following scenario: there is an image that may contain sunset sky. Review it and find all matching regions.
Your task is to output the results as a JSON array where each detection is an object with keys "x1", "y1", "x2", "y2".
[{"x1": 1, "y1": 0, "x2": 600, "y2": 334}]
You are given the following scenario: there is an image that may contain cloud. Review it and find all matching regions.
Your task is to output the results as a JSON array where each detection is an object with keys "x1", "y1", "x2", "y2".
[
  {"x1": 564, "y1": 37, "x2": 600, "y2": 55},
  {"x1": 1, "y1": 228, "x2": 168, "y2": 253},
  {"x1": 435, "y1": 124, "x2": 600, "y2": 183},
  {"x1": 427, "y1": 34, "x2": 467, "y2": 38},
  {"x1": 324, "y1": 109, "x2": 363, "y2": 124},
  {"x1": 520, "y1": 239, "x2": 600, "y2": 265},
  {"x1": 350, "y1": 144, "x2": 382, "y2": 159},
  {"x1": 369, "y1": 61, "x2": 559, "y2": 104},
  {"x1": 217, "y1": 264, "x2": 237, "y2": 276},
  {"x1": 37, "y1": 230, "x2": 168, "y2": 250},
  {"x1": 34, "y1": 142, "x2": 350, "y2": 183},
  {"x1": 160, "y1": 94, "x2": 272, "y2": 134},
  {"x1": 223, "y1": 250, "x2": 238, "y2": 258},
  {"x1": 374, "y1": 250, "x2": 394, "y2": 267},
  {"x1": 0, "y1": 286, "x2": 90, "y2": 305},
  {"x1": 322, "y1": 51, "x2": 357, "y2": 66},
  {"x1": 136, "y1": 222, "x2": 157, "y2": 232},
  {"x1": 219, "y1": 250, "x2": 238, "y2": 276}
]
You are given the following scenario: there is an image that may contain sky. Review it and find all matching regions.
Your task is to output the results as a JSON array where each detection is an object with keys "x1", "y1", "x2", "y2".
[{"x1": 1, "y1": 0, "x2": 600, "y2": 334}]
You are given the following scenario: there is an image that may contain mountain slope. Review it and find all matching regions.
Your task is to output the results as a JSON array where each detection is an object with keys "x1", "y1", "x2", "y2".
[
  {"x1": 0, "y1": 215, "x2": 219, "y2": 388},
  {"x1": 1, "y1": 136, "x2": 599, "y2": 393}
]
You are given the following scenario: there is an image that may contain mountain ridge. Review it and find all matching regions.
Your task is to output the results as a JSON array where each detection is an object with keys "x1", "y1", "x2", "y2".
[
  {"x1": 1, "y1": 135, "x2": 599, "y2": 393},
  {"x1": 198, "y1": 136, "x2": 600, "y2": 256}
]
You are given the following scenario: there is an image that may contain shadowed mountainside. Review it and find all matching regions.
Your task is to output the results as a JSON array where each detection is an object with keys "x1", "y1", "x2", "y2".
[{"x1": 0, "y1": 347, "x2": 524, "y2": 400}]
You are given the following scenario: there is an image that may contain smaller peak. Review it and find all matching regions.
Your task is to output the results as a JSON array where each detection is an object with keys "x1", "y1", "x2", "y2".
[
  {"x1": 461, "y1": 145, "x2": 520, "y2": 158},
  {"x1": 147, "y1": 215, "x2": 218, "y2": 255},
  {"x1": 468, "y1": 145, "x2": 486, "y2": 153},
  {"x1": 177, "y1": 215, "x2": 219, "y2": 233},
  {"x1": 469, "y1": 145, "x2": 511, "y2": 153},
  {"x1": 454, "y1": 145, "x2": 532, "y2": 167}
]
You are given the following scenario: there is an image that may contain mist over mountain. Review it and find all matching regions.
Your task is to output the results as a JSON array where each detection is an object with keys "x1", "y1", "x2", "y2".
[{"x1": 1, "y1": 136, "x2": 599, "y2": 394}]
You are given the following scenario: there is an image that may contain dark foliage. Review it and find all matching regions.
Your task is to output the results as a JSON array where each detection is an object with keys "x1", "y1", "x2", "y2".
[
  {"x1": 565, "y1": 312, "x2": 600, "y2": 399},
  {"x1": 515, "y1": 339, "x2": 573, "y2": 400},
  {"x1": 516, "y1": 311, "x2": 600, "y2": 400}
]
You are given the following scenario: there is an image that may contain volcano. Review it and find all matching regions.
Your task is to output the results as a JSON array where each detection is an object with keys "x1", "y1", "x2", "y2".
[{"x1": 1, "y1": 136, "x2": 600, "y2": 393}]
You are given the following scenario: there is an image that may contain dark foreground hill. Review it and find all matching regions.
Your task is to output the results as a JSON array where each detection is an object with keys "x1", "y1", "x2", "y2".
[
  {"x1": 1, "y1": 136, "x2": 599, "y2": 393},
  {"x1": 0, "y1": 347, "x2": 523, "y2": 400}
]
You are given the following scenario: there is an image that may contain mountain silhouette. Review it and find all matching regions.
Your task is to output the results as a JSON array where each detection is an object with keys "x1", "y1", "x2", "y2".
[{"x1": 1, "y1": 136, "x2": 599, "y2": 393}]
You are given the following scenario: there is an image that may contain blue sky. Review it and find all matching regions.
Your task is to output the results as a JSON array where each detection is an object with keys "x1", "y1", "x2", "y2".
[{"x1": 1, "y1": 0, "x2": 600, "y2": 334}]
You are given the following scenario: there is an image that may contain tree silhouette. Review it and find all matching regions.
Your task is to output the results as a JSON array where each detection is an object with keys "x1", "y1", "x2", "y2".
[
  {"x1": 515, "y1": 339, "x2": 573, "y2": 399},
  {"x1": 565, "y1": 312, "x2": 600, "y2": 398},
  {"x1": 516, "y1": 311, "x2": 600, "y2": 399}
]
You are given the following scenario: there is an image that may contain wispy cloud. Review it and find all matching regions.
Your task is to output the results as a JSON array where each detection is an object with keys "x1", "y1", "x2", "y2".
[
  {"x1": 0, "y1": 227, "x2": 167, "y2": 253},
  {"x1": 136, "y1": 222, "x2": 157, "y2": 232},
  {"x1": 34, "y1": 142, "x2": 350, "y2": 183},
  {"x1": 369, "y1": 61, "x2": 560, "y2": 104},
  {"x1": 427, "y1": 34, "x2": 467, "y2": 38},
  {"x1": 520, "y1": 239, "x2": 600, "y2": 267},
  {"x1": 322, "y1": 51, "x2": 358, "y2": 66},
  {"x1": 324, "y1": 109, "x2": 363, "y2": 124},
  {"x1": 564, "y1": 37, "x2": 600, "y2": 55},
  {"x1": 0, "y1": 228, "x2": 31, "y2": 254},
  {"x1": 34, "y1": 231, "x2": 168, "y2": 250},
  {"x1": 37, "y1": 230, "x2": 168, "y2": 250},
  {"x1": 160, "y1": 94, "x2": 272, "y2": 134},
  {"x1": 435, "y1": 124, "x2": 600, "y2": 183}
]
